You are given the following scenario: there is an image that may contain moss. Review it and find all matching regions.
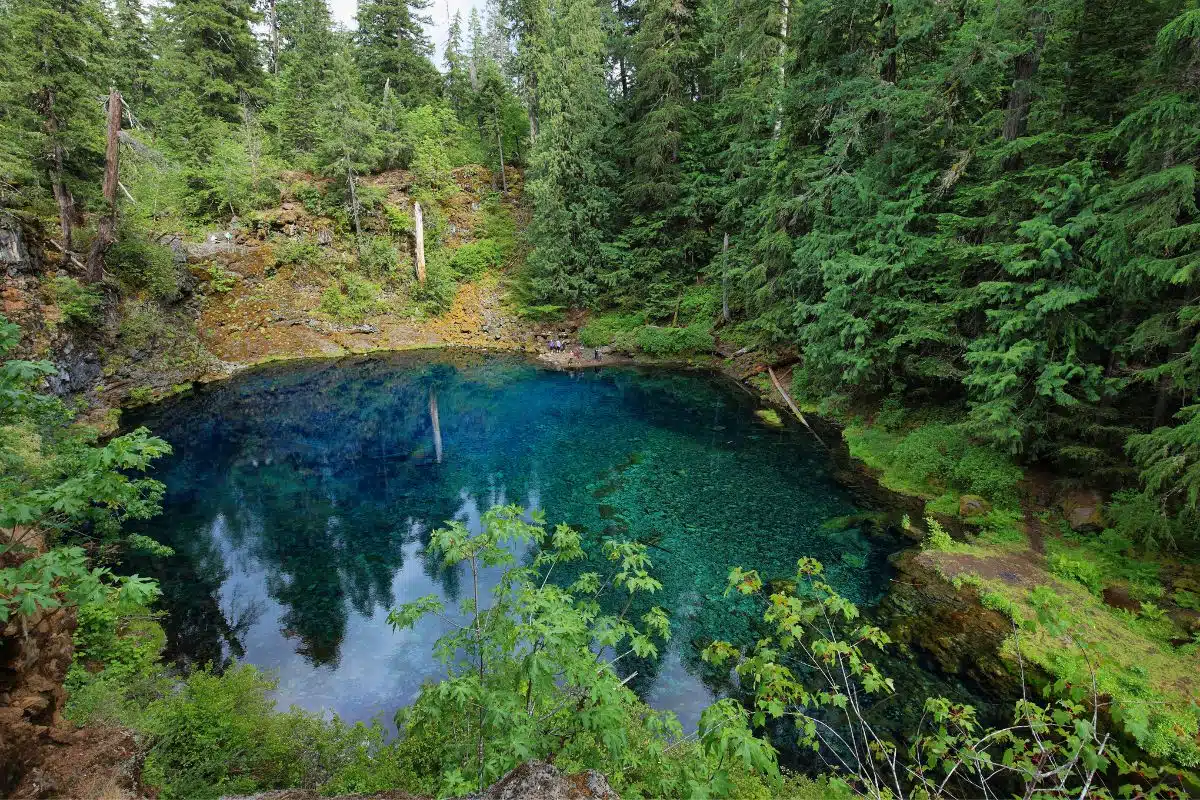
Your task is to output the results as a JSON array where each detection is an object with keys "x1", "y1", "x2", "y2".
[
  {"x1": 928, "y1": 545, "x2": 1200, "y2": 767},
  {"x1": 755, "y1": 408, "x2": 783, "y2": 428}
]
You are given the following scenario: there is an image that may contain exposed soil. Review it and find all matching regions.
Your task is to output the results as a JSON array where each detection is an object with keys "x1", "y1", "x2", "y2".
[{"x1": 9, "y1": 724, "x2": 142, "y2": 800}]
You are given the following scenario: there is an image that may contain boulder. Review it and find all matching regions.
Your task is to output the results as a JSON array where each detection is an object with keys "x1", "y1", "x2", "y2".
[
  {"x1": 958, "y1": 494, "x2": 991, "y2": 519},
  {"x1": 1061, "y1": 490, "x2": 1105, "y2": 532},
  {"x1": 0, "y1": 214, "x2": 36, "y2": 274},
  {"x1": 478, "y1": 761, "x2": 618, "y2": 800}
]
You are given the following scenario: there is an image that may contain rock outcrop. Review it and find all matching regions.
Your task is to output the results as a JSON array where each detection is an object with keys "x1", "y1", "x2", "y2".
[{"x1": 877, "y1": 549, "x2": 1017, "y2": 694}]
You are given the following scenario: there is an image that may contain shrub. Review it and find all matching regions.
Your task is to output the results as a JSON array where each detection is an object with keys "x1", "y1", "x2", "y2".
[
  {"x1": 448, "y1": 239, "x2": 502, "y2": 279},
  {"x1": 357, "y1": 236, "x2": 398, "y2": 278},
  {"x1": 49, "y1": 276, "x2": 104, "y2": 326},
  {"x1": 579, "y1": 313, "x2": 643, "y2": 348},
  {"x1": 923, "y1": 516, "x2": 955, "y2": 551},
  {"x1": 633, "y1": 322, "x2": 714, "y2": 356},
  {"x1": 384, "y1": 204, "x2": 413, "y2": 235},
  {"x1": 273, "y1": 238, "x2": 321, "y2": 269},
  {"x1": 141, "y1": 664, "x2": 385, "y2": 799},
  {"x1": 888, "y1": 423, "x2": 1022, "y2": 506},
  {"x1": 319, "y1": 272, "x2": 385, "y2": 322},
  {"x1": 1047, "y1": 552, "x2": 1105, "y2": 593},
  {"x1": 1106, "y1": 489, "x2": 1190, "y2": 552},
  {"x1": 950, "y1": 445, "x2": 1023, "y2": 506},
  {"x1": 675, "y1": 283, "x2": 720, "y2": 325},
  {"x1": 119, "y1": 299, "x2": 168, "y2": 352},
  {"x1": 206, "y1": 265, "x2": 240, "y2": 293},
  {"x1": 411, "y1": 251, "x2": 457, "y2": 312},
  {"x1": 108, "y1": 236, "x2": 179, "y2": 300}
]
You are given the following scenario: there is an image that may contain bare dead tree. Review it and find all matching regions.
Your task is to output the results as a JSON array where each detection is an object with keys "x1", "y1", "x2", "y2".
[{"x1": 85, "y1": 89, "x2": 123, "y2": 283}]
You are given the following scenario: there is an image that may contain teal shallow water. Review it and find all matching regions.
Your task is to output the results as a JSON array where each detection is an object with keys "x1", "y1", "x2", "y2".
[{"x1": 125, "y1": 352, "x2": 903, "y2": 733}]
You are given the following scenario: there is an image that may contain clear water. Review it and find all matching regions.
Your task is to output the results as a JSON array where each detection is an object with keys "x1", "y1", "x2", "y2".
[{"x1": 124, "y1": 352, "x2": 904, "y2": 733}]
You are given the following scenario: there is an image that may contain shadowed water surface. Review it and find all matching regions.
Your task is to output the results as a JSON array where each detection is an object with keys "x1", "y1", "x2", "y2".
[{"x1": 126, "y1": 352, "x2": 905, "y2": 733}]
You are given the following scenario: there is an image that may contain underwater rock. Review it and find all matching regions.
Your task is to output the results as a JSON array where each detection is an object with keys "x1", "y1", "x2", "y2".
[
  {"x1": 765, "y1": 578, "x2": 797, "y2": 596},
  {"x1": 755, "y1": 408, "x2": 783, "y2": 427},
  {"x1": 1061, "y1": 489, "x2": 1105, "y2": 532},
  {"x1": 877, "y1": 549, "x2": 1018, "y2": 695}
]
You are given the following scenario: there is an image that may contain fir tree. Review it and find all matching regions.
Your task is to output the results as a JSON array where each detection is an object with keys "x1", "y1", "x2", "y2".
[
  {"x1": 157, "y1": 0, "x2": 264, "y2": 123},
  {"x1": 355, "y1": 0, "x2": 441, "y2": 106},
  {"x1": 522, "y1": 0, "x2": 618, "y2": 306},
  {"x1": 444, "y1": 11, "x2": 472, "y2": 118},
  {"x1": 271, "y1": 0, "x2": 337, "y2": 158},
  {"x1": 110, "y1": 0, "x2": 153, "y2": 105},
  {"x1": 2, "y1": 0, "x2": 109, "y2": 254}
]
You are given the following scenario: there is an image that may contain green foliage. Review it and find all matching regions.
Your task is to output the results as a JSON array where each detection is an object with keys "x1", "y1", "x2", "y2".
[
  {"x1": 319, "y1": 272, "x2": 385, "y2": 322},
  {"x1": 387, "y1": 505, "x2": 776, "y2": 797},
  {"x1": 1106, "y1": 489, "x2": 1193, "y2": 552},
  {"x1": 448, "y1": 239, "x2": 503, "y2": 280},
  {"x1": 1048, "y1": 552, "x2": 1105, "y2": 593},
  {"x1": 273, "y1": 238, "x2": 322, "y2": 270},
  {"x1": 108, "y1": 235, "x2": 180, "y2": 301},
  {"x1": 384, "y1": 204, "x2": 414, "y2": 235},
  {"x1": 705, "y1": 558, "x2": 1195, "y2": 798},
  {"x1": 923, "y1": 516, "x2": 956, "y2": 552},
  {"x1": 410, "y1": 251, "x2": 458, "y2": 312},
  {"x1": 631, "y1": 323, "x2": 715, "y2": 357},
  {"x1": 579, "y1": 313, "x2": 644, "y2": 348},
  {"x1": 357, "y1": 236, "x2": 399, "y2": 279},
  {"x1": 48, "y1": 277, "x2": 103, "y2": 326},
  {"x1": 205, "y1": 265, "x2": 240, "y2": 294},
  {"x1": 142, "y1": 664, "x2": 391, "y2": 800}
]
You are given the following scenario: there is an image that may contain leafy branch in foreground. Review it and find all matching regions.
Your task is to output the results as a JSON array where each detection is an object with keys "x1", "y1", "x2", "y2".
[
  {"x1": 387, "y1": 505, "x2": 777, "y2": 797},
  {"x1": 704, "y1": 559, "x2": 1194, "y2": 799},
  {"x1": 0, "y1": 312, "x2": 169, "y2": 623}
]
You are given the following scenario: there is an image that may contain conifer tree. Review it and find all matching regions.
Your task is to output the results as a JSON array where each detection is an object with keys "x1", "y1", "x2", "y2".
[
  {"x1": 522, "y1": 0, "x2": 618, "y2": 306},
  {"x1": 315, "y1": 37, "x2": 383, "y2": 241},
  {"x1": 355, "y1": 0, "x2": 441, "y2": 106},
  {"x1": 157, "y1": 0, "x2": 264, "y2": 123},
  {"x1": 110, "y1": 0, "x2": 153, "y2": 106},
  {"x1": 444, "y1": 11, "x2": 472, "y2": 118},
  {"x1": 611, "y1": 0, "x2": 706, "y2": 314},
  {"x1": 2, "y1": 0, "x2": 109, "y2": 254},
  {"x1": 271, "y1": 0, "x2": 337, "y2": 159}
]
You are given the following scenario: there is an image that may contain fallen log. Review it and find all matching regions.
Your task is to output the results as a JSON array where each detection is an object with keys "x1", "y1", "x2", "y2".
[{"x1": 767, "y1": 365, "x2": 826, "y2": 448}]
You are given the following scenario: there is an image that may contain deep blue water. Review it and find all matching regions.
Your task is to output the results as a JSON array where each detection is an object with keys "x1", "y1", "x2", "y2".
[{"x1": 125, "y1": 352, "x2": 903, "y2": 733}]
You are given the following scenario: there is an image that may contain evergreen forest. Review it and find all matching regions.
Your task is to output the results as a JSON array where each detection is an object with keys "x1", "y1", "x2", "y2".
[{"x1": 4, "y1": 0, "x2": 1200, "y2": 797}]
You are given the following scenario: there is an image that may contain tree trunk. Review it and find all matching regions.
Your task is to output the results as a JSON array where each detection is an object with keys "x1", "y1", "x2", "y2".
[
  {"x1": 772, "y1": 0, "x2": 790, "y2": 138},
  {"x1": 85, "y1": 89, "x2": 123, "y2": 283},
  {"x1": 430, "y1": 389, "x2": 443, "y2": 463},
  {"x1": 1002, "y1": 6, "x2": 1047, "y2": 167},
  {"x1": 494, "y1": 107, "x2": 508, "y2": 193},
  {"x1": 527, "y1": 73, "x2": 539, "y2": 141},
  {"x1": 269, "y1": 0, "x2": 280, "y2": 74},
  {"x1": 721, "y1": 232, "x2": 730, "y2": 323},
  {"x1": 43, "y1": 89, "x2": 76, "y2": 257},
  {"x1": 347, "y1": 165, "x2": 362, "y2": 241},
  {"x1": 414, "y1": 201, "x2": 427, "y2": 283}
]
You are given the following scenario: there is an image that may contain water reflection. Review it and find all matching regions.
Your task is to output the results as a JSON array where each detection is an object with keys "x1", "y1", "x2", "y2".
[{"x1": 126, "y1": 352, "x2": 889, "y2": 731}]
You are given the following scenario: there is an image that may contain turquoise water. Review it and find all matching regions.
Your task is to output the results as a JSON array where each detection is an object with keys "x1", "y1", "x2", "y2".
[{"x1": 125, "y1": 352, "x2": 904, "y2": 733}]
